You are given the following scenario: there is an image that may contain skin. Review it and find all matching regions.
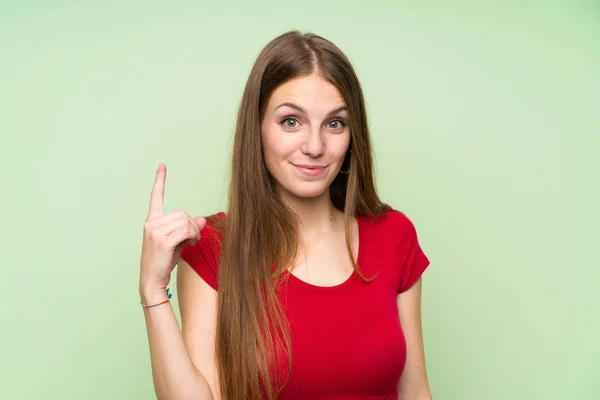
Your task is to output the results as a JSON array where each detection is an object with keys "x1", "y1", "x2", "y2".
[
  {"x1": 176, "y1": 72, "x2": 433, "y2": 399},
  {"x1": 260, "y1": 72, "x2": 355, "y2": 283}
]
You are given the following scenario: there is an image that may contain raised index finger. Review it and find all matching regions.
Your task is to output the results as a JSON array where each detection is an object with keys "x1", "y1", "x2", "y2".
[{"x1": 148, "y1": 163, "x2": 166, "y2": 218}]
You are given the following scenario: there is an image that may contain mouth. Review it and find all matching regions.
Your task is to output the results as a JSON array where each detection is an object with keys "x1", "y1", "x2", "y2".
[{"x1": 291, "y1": 163, "x2": 328, "y2": 177}]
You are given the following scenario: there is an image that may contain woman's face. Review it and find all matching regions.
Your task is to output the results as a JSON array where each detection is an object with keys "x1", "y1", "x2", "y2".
[{"x1": 261, "y1": 73, "x2": 350, "y2": 201}]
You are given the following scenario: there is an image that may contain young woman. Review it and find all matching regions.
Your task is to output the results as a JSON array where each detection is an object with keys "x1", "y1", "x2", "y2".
[{"x1": 139, "y1": 30, "x2": 433, "y2": 400}]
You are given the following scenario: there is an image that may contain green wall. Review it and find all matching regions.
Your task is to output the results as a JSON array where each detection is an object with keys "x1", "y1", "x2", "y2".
[{"x1": 1, "y1": 1, "x2": 598, "y2": 399}]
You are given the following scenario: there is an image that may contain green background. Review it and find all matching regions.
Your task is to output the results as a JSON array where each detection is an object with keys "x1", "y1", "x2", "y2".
[{"x1": 1, "y1": 1, "x2": 598, "y2": 399}]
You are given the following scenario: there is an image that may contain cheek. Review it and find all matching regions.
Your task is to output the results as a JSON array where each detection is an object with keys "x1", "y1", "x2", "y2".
[
  {"x1": 261, "y1": 129, "x2": 295, "y2": 171},
  {"x1": 331, "y1": 134, "x2": 351, "y2": 160},
  {"x1": 262, "y1": 136, "x2": 282, "y2": 162}
]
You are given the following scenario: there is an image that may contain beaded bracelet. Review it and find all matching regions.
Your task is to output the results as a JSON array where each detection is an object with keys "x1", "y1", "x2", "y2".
[{"x1": 140, "y1": 288, "x2": 173, "y2": 308}]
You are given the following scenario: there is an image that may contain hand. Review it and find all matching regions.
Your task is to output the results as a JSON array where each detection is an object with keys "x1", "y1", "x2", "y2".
[{"x1": 139, "y1": 163, "x2": 206, "y2": 293}]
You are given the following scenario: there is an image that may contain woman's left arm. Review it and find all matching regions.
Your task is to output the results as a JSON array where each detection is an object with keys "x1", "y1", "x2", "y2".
[{"x1": 396, "y1": 277, "x2": 433, "y2": 400}]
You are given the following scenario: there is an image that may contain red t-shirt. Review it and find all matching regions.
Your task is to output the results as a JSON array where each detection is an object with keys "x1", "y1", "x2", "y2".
[{"x1": 180, "y1": 207, "x2": 430, "y2": 399}]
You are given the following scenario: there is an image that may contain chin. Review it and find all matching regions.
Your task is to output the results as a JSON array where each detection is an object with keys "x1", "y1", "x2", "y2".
[{"x1": 281, "y1": 182, "x2": 330, "y2": 200}]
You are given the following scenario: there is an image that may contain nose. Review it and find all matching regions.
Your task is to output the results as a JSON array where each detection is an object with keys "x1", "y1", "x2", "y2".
[{"x1": 300, "y1": 127, "x2": 325, "y2": 158}]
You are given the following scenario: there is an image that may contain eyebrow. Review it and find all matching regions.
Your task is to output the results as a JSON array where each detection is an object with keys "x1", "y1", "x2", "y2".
[{"x1": 275, "y1": 102, "x2": 348, "y2": 117}]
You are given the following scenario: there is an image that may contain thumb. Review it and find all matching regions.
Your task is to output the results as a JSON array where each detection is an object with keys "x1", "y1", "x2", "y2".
[{"x1": 194, "y1": 216, "x2": 207, "y2": 230}]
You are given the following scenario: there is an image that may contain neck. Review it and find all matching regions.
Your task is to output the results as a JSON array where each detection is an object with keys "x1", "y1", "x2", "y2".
[{"x1": 278, "y1": 188, "x2": 344, "y2": 238}]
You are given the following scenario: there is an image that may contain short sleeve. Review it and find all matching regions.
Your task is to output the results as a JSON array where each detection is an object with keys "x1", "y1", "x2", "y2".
[
  {"x1": 393, "y1": 212, "x2": 430, "y2": 293},
  {"x1": 179, "y1": 213, "x2": 225, "y2": 291}
]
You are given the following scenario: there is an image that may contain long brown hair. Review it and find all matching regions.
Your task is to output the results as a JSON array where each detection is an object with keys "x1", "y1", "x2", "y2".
[{"x1": 208, "y1": 30, "x2": 389, "y2": 399}]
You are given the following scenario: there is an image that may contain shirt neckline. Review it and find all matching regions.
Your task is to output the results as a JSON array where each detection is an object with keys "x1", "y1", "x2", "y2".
[{"x1": 284, "y1": 215, "x2": 364, "y2": 294}]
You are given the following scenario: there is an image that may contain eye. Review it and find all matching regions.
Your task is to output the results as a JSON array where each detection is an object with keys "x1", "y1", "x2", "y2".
[
  {"x1": 281, "y1": 117, "x2": 300, "y2": 129},
  {"x1": 328, "y1": 118, "x2": 346, "y2": 130}
]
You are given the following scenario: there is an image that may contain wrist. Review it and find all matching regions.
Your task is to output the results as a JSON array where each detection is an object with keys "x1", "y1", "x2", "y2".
[
  {"x1": 139, "y1": 276, "x2": 168, "y2": 292},
  {"x1": 139, "y1": 285, "x2": 171, "y2": 305}
]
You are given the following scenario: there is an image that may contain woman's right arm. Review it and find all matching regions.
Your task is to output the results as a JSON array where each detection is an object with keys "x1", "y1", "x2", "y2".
[
  {"x1": 140, "y1": 277, "x2": 216, "y2": 400},
  {"x1": 139, "y1": 163, "x2": 219, "y2": 400}
]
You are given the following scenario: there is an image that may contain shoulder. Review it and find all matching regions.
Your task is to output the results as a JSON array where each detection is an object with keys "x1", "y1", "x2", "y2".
[
  {"x1": 203, "y1": 211, "x2": 227, "y2": 240},
  {"x1": 188, "y1": 211, "x2": 227, "y2": 251},
  {"x1": 179, "y1": 211, "x2": 227, "y2": 290},
  {"x1": 364, "y1": 207, "x2": 430, "y2": 293},
  {"x1": 361, "y1": 206, "x2": 419, "y2": 239}
]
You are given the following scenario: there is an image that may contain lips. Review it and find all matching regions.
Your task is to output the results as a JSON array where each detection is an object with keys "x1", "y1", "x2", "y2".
[
  {"x1": 293, "y1": 164, "x2": 327, "y2": 169},
  {"x1": 292, "y1": 163, "x2": 328, "y2": 177}
]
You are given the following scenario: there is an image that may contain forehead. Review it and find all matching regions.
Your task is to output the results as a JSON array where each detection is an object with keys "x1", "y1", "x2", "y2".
[{"x1": 267, "y1": 74, "x2": 346, "y2": 112}]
